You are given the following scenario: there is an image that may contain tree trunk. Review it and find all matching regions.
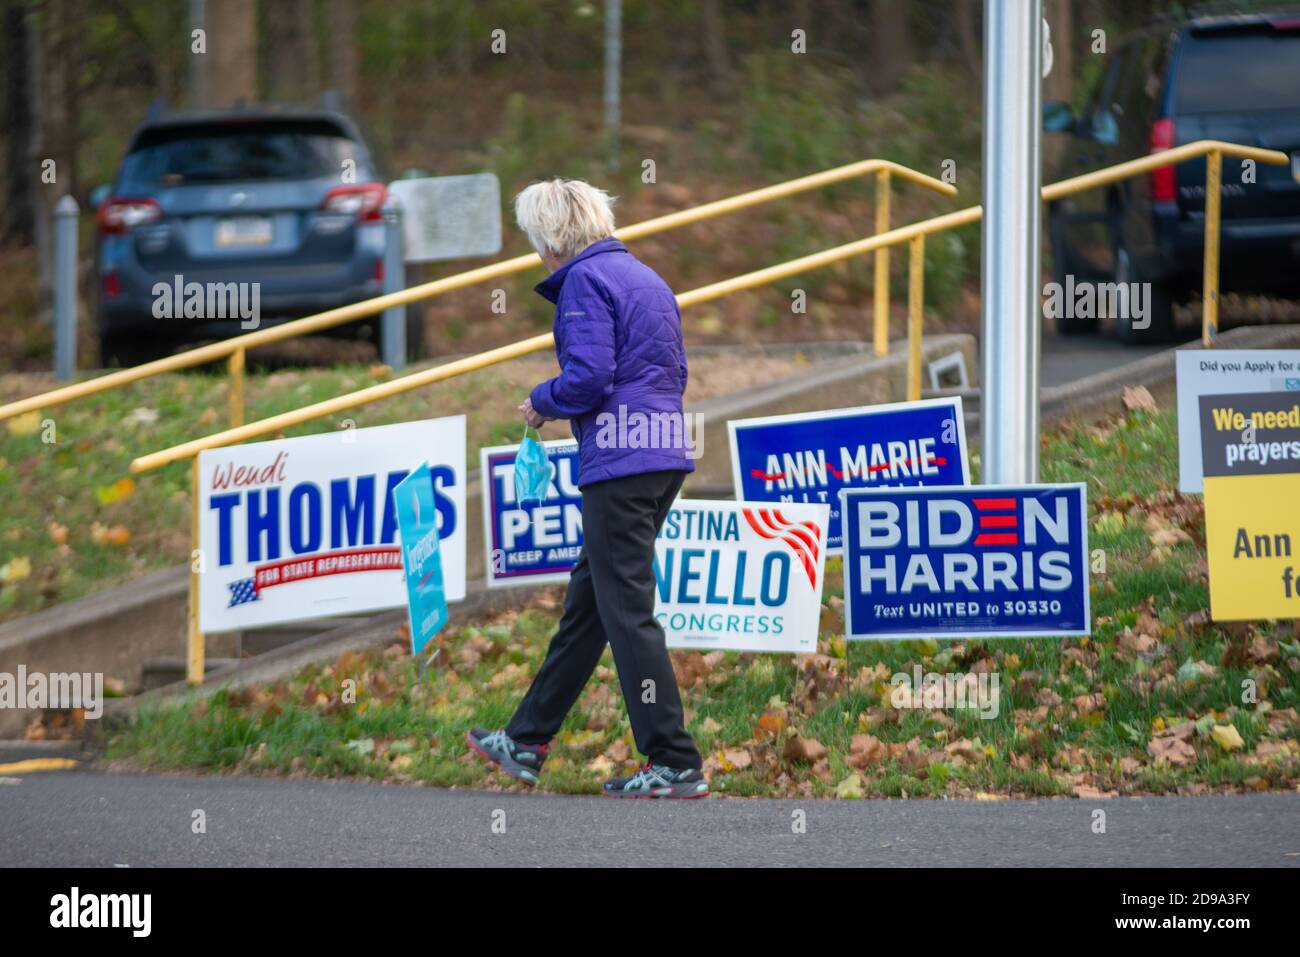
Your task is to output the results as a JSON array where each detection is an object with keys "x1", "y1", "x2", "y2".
[
  {"x1": 266, "y1": 0, "x2": 320, "y2": 105},
  {"x1": 866, "y1": 0, "x2": 913, "y2": 96},
  {"x1": 700, "y1": 0, "x2": 729, "y2": 89},
  {"x1": 328, "y1": 0, "x2": 359, "y2": 110},
  {"x1": 956, "y1": 0, "x2": 982, "y2": 85},
  {"x1": 3, "y1": 0, "x2": 35, "y2": 245},
  {"x1": 206, "y1": 0, "x2": 258, "y2": 106}
]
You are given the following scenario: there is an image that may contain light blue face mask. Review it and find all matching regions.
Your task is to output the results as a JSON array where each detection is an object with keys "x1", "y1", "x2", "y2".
[{"x1": 514, "y1": 426, "x2": 555, "y2": 509}]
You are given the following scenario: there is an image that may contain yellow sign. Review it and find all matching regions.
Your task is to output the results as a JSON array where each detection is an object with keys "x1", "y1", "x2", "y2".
[{"x1": 1205, "y1": 473, "x2": 1300, "y2": 620}]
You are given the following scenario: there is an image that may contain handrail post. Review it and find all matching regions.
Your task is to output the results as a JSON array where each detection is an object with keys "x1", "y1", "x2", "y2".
[
  {"x1": 53, "y1": 196, "x2": 80, "y2": 381},
  {"x1": 907, "y1": 233, "x2": 925, "y2": 401},
  {"x1": 1202, "y1": 147, "x2": 1222, "y2": 347},
  {"x1": 874, "y1": 168, "x2": 892, "y2": 357},
  {"x1": 188, "y1": 456, "x2": 205, "y2": 685},
  {"x1": 228, "y1": 347, "x2": 245, "y2": 427},
  {"x1": 381, "y1": 197, "x2": 408, "y2": 368}
]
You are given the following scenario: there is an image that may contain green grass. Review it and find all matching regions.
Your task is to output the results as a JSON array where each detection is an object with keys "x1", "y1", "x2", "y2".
[{"x1": 100, "y1": 405, "x2": 1300, "y2": 798}]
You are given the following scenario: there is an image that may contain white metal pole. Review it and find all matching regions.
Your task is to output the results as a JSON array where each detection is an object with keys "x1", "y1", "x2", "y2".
[{"x1": 980, "y1": 0, "x2": 1043, "y2": 483}]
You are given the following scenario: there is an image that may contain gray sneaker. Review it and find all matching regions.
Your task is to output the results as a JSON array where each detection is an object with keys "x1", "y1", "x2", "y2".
[
  {"x1": 466, "y1": 727, "x2": 549, "y2": 786},
  {"x1": 603, "y1": 763, "x2": 709, "y2": 799}
]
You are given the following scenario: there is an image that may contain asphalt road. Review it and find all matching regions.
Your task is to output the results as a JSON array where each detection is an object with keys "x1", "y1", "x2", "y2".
[
  {"x1": 1040, "y1": 327, "x2": 1178, "y2": 387},
  {"x1": 2, "y1": 769, "x2": 1298, "y2": 867}
]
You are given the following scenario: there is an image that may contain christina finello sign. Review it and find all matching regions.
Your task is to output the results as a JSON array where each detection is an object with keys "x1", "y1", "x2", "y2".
[
  {"x1": 654, "y1": 499, "x2": 829, "y2": 654},
  {"x1": 196, "y1": 417, "x2": 466, "y2": 632}
]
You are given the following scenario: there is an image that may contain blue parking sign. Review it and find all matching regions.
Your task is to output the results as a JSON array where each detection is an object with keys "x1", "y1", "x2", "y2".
[
  {"x1": 393, "y1": 463, "x2": 449, "y2": 655},
  {"x1": 480, "y1": 439, "x2": 584, "y2": 587},
  {"x1": 728, "y1": 398, "x2": 970, "y2": 552},
  {"x1": 840, "y1": 484, "x2": 1090, "y2": 640}
]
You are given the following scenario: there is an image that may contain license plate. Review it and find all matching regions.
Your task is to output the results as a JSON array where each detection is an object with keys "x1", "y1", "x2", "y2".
[{"x1": 215, "y1": 216, "x2": 273, "y2": 248}]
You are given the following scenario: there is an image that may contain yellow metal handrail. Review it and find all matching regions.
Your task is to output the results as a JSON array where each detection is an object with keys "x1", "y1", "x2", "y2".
[
  {"x1": 687, "y1": 139, "x2": 1287, "y2": 399},
  {"x1": 0, "y1": 158, "x2": 954, "y2": 427},
  {"x1": 132, "y1": 139, "x2": 1288, "y2": 475},
  {"x1": 130, "y1": 139, "x2": 1283, "y2": 685}
]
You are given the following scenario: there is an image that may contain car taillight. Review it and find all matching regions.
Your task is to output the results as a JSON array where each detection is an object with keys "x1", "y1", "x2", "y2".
[
  {"x1": 1149, "y1": 118, "x2": 1177, "y2": 203},
  {"x1": 96, "y1": 197, "x2": 162, "y2": 234},
  {"x1": 103, "y1": 271, "x2": 121, "y2": 299},
  {"x1": 322, "y1": 183, "x2": 387, "y2": 222}
]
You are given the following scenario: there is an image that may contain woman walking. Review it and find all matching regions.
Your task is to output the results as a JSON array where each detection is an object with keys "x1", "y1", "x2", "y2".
[{"x1": 467, "y1": 178, "x2": 706, "y2": 798}]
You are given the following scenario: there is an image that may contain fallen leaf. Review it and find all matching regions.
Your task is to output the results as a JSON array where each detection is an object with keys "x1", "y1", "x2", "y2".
[
  {"x1": 1210, "y1": 724, "x2": 1244, "y2": 752},
  {"x1": 1122, "y1": 385, "x2": 1158, "y2": 413},
  {"x1": 1148, "y1": 726, "x2": 1197, "y2": 767},
  {"x1": 834, "y1": 773, "x2": 864, "y2": 799},
  {"x1": 782, "y1": 735, "x2": 827, "y2": 765},
  {"x1": 0, "y1": 557, "x2": 32, "y2": 583}
]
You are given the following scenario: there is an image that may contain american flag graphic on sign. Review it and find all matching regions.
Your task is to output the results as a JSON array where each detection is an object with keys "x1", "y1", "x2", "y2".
[
  {"x1": 227, "y1": 578, "x2": 259, "y2": 607},
  {"x1": 742, "y1": 507, "x2": 822, "y2": 590}
]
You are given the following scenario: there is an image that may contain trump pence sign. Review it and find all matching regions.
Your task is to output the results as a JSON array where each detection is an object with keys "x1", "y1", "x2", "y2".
[
  {"x1": 655, "y1": 499, "x2": 829, "y2": 654},
  {"x1": 840, "y1": 484, "x2": 1089, "y2": 640},
  {"x1": 728, "y1": 398, "x2": 969, "y2": 553},
  {"x1": 197, "y1": 417, "x2": 466, "y2": 632},
  {"x1": 480, "y1": 439, "x2": 582, "y2": 587}
]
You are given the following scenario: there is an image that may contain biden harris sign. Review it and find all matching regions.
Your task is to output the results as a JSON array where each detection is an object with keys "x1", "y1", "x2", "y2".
[
  {"x1": 196, "y1": 417, "x2": 467, "y2": 632},
  {"x1": 655, "y1": 499, "x2": 829, "y2": 654},
  {"x1": 840, "y1": 484, "x2": 1089, "y2": 640},
  {"x1": 728, "y1": 398, "x2": 970, "y2": 553},
  {"x1": 480, "y1": 439, "x2": 583, "y2": 587}
]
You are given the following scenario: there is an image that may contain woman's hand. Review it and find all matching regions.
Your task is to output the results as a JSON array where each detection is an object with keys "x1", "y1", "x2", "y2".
[{"x1": 518, "y1": 397, "x2": 547, "y2": 429}]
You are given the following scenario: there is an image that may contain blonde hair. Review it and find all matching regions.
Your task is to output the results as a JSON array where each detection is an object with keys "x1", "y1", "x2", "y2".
[{"x1": 513, "y1": 178, "x2": 617, "y2": 262}]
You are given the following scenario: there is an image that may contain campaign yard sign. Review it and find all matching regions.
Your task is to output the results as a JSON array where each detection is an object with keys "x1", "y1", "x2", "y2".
[
  {"x1": 1200, "y1": 391, "x2": 1300, "y2": 621},
  {"x1": 840, "y1": 484, "x2": 1090, "y2": 640},
  {"x1": 480, "y1": 439, "x2": 582, "y2": 587},
  {"x1": 1176, "y1": 350, "x2": 1300, "y2": 492},
  {"x1": 393, "y1": 463, "x2": 449, "y2": 655},
  {"x1": 197, "y1": 417, "x2": 466, "y2": 632},
  {"x1": 655, "y1": 499, "x2": 829, "y2": 654},
  {"x1": 728, "y1": 398, "x2": 969, "y2": 553}
]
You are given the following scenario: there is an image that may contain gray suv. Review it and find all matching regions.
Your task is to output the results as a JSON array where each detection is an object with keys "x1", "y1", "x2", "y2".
[{"x1": 93, "y1": 107, "x2": 413, "y2": 366}]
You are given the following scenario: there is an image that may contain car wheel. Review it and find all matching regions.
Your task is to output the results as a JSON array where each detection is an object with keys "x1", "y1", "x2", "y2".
[
  {"x1": 1113, "y1": 245, "x2": 1174, "y2": 345},
  {"x1": 99, "y1": 331, "x2": 160, "y2": 369},
  {"x1": 1048, "y1": 208, "x2": 1097, "y2": 335}
]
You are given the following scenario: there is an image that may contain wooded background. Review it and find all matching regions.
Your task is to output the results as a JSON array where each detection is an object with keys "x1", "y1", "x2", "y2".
[{"x1": 0, "y1": 0, "x2": 1207, "y2": 364}]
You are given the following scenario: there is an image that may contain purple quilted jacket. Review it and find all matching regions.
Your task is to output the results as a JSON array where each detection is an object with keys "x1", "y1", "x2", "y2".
[{"x1": 529, "y1": 238, "x2": 694, "y2": 487}]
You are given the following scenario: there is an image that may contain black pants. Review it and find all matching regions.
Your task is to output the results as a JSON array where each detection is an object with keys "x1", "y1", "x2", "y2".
[{"x1": 506, "y1": 468, "x2": 702, "y2": 769}]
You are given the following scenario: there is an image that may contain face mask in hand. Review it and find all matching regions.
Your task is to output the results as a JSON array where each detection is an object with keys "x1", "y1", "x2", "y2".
[{"x1": 514, "y1": 426, "x2": 555, "y2": 509}]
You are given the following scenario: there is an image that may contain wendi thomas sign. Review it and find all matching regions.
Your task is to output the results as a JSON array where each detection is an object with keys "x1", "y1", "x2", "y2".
[
  {"x1": 728, "y1": 398, "x2": 970, "y2": 554},
  {"x1": 840, "y1": 484, "x2": 1090, "y2": 640},
  {"x1": 480, "y1": 439, "x2": 582, "y2": 587},
  {"x1": 197, "y1": 417, "x2": 466, "y2": 632},
  {"x1": 655, "y1": 499, "x2": 829, "y2": 654}
]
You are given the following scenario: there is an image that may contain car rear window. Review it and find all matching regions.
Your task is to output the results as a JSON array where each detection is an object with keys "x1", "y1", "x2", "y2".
[
  {"x1": 117, "y1": 120, "x2": 373, "y2": 188},
  {"x1": 1174, "y1": 31, "x2": 1300, "y2": 113}
]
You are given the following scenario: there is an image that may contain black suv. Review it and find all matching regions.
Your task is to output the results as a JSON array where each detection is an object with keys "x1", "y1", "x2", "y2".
[{"x1": 1044, "y1": 11, "x2": 1300, "y2": 342}]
